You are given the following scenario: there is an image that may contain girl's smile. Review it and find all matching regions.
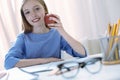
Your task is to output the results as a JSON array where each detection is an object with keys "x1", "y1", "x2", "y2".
[{"x1": 32, "y1": 17, "x2": 41, "y2": 23}]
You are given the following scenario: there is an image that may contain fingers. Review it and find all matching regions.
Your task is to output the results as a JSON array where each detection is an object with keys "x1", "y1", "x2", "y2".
[
  {"x1": 45, "y1": 13, "x2": 60, "y2": 22},
  {"x1": 48, "y1": 23, "x2": 62, "y2": 27},
  {"x1": 47, "y1": 17, "x2": 62, "y2": 28},
  {"x1": 46, "y1": 13, "x2": 60, "y2": 20},
  {"x1": 45, "y1": 14, "x2": 64, "y2": 30},
  {"x1": 49, "y1": 17, "x2": 60, "y2": 24}
]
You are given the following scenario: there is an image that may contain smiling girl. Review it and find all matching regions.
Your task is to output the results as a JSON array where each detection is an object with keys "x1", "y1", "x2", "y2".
[{"x1": 4, "y1": 0, "x2": 87, "y2": 69}]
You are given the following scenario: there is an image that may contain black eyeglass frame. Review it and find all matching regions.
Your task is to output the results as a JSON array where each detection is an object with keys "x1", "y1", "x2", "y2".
[{"x1": 56, "y1": 57, "x2": 102, "y2": 79}]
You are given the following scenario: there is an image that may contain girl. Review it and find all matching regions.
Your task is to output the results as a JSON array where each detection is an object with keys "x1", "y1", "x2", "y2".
[{"x1": 4, "y1": 0, "x2": 87, "y2": 69}]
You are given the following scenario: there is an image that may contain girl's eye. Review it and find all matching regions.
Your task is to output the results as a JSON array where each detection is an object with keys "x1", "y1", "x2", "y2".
[
  {"x1": 24, "y1": 11, "x2": 30, "y2": 15},
  {"x1": 35, "y1": 7, "x2": 40, "y2": 11}
]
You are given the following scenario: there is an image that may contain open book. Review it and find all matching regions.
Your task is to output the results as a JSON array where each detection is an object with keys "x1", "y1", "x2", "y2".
[
  {"x1": 1, "y1": 67, "x2": 38, "y2": 80},
  {"x1": 21, "y1": 54, "x2": 102, "y2": 73}
]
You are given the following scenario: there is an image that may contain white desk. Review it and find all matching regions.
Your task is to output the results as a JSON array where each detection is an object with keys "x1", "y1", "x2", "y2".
[
  {"x1": 37, "y1": 64, "x2": 120, "y2": 80},
  {"x1": 2, "y1": 55, "x2": 120, "y2": 80}
]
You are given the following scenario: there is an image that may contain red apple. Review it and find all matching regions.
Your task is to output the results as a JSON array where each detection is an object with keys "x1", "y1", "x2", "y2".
[{"x1": 44, "y1": 14, "x2": 56, "y2": 25}]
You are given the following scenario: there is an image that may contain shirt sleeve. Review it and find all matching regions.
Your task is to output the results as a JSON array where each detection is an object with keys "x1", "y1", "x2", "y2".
[
  {"x1": 4, "y1": 34, "x2": 25, "y2": 69},
  {"x1": 60, "y1": 36, "x2": 87, "y2": 58}
]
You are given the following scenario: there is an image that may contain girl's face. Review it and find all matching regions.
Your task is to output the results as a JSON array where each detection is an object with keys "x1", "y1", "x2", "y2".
[{"x1": 22, "y1": 0, "x2": 45, "y2": 27}]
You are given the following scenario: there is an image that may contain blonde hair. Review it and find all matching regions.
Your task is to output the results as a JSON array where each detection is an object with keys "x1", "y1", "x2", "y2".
[{"x1": 21, "y1": 0, "x2": 48, "y2": 34}]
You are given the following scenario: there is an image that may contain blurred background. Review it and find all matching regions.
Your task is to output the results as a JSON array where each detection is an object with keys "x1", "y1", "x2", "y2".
[{"x1": 0, "y1": 0, "x2": 120, "y2": 70}]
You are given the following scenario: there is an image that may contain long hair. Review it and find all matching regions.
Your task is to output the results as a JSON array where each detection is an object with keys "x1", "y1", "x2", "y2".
[{"x1": 20, "y1": 0, "x2": 49, "y2": 34}]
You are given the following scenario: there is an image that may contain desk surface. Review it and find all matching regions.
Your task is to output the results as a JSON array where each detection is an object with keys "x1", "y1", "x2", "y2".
[
  {"x1": 3, "y1": 54, "x2": 120, "y2": 80},
  {"x1": 36, "y1": 64, "x2": 120, "y2": 80}
]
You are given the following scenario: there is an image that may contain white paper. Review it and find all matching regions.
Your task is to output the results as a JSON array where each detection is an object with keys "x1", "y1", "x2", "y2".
[{"x1": 1, "y1": 67, "x2": 37, "y2": 80}]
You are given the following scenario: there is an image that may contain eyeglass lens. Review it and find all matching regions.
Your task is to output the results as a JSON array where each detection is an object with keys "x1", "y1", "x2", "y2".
[{"x1": 60, "y1": 62, "x2": 79, "y2": 78}]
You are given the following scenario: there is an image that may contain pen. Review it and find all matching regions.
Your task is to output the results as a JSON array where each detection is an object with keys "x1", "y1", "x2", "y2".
[
  {"x1": 106, "y1": 24, "x2": 116, "y2": 59},
  {"x1": 107, "y1": 39, "x2": 118, "y2": 60},
  {"x1": 113, "y1": 24, "x2": 119, "y2": 60},
  {"x1": 105, "y1": 19, "x2": 120, "y2": 61}
]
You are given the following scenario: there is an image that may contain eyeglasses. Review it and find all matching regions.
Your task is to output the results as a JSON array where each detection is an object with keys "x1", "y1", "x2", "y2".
[{"x1": 51, "y1": 57, "x2": 102, "y2": 79}]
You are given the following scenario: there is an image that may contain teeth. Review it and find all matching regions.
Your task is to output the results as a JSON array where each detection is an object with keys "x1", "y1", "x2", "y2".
[{"x1": 32, "y1": 18, "x2": 40, "y2": 22}]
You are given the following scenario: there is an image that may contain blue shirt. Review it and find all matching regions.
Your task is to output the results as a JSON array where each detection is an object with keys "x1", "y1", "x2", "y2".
[{"x1": 4, "y1": 29, "x2": 86, "y2": 69}]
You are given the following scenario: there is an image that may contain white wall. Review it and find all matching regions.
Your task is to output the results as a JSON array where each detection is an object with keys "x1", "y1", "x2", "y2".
[
  {"x1": 105, "y1": 0, "x2": 120, "y2": 24},
  {"x1": 44, "y1": 0, "x2": 120, "y2": 54}
]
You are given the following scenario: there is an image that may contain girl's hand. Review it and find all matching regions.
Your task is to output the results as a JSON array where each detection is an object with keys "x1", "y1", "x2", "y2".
[{"x1": 46, "y1": 14, "x2": 63, "y2": 30}]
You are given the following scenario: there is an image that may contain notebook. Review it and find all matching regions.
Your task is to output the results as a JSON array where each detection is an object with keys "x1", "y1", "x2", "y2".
[{"x1": 1, "y1": 67, "x2": 37, "y2": 80}]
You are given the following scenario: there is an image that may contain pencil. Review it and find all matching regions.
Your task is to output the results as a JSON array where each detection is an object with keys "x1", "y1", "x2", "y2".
[
  {"x1": 107, "y1": 24, "x2": 116, "y2": 60},
  {"x1": 107, "y1": 23, "x2": 112, "y2": 36},
  {"x1": 113, "y1": 24, "x2": 119, "y2": 60}
]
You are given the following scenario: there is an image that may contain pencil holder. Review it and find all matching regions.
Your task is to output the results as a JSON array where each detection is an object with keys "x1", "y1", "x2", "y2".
[{"x1": 100, "y1": 36, "x2": 120, "y2": 65}]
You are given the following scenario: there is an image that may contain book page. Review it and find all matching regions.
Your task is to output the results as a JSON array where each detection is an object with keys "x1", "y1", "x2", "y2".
[{"x1": 1, "y1": 67, "x2": 37, "y2": 80}]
